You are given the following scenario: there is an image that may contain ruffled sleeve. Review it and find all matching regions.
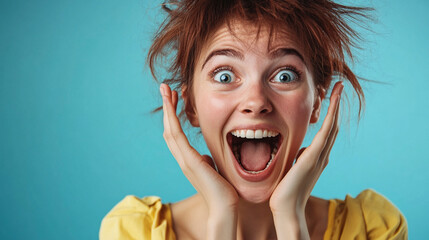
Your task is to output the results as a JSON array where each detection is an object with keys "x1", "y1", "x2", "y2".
[
  {"x1": 324, "y1": 189, "x2": 407, "y2": 240},
  {"x1": 99, "y1": 196, "x2": 176, "y2": 240}
]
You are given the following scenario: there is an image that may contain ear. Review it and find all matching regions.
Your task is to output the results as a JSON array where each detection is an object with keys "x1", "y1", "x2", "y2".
[
  {"x1": 181, "y1": 85, "x2": 200, "y2": 127},
  {"x1": 310, "y1": 87, "x2": 325, "y2": 124}
]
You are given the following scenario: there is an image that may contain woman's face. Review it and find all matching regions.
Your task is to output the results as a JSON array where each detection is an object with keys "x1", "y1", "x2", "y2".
[{"x1": 186, "y1": 21, "x2": 322, "y2": 203}]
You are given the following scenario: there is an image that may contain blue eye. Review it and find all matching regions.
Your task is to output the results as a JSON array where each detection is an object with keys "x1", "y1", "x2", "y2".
[
  {"x1": 272, "y1": 69, "x2": 298, "y2": 83},
  {"x1": 213, "y1": 70, "x2": 235, "y2": 83}
]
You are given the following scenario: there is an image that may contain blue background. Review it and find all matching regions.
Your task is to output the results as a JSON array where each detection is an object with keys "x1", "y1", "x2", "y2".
[{"x1": 0, "y1": 0, "x2": 428, "y2": 239}]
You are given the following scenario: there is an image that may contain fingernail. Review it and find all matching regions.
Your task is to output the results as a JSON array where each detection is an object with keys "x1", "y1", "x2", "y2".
[
  {"x1": 160, "y1": 84, "x2": 165, "y2": 96},
  {"x1": 338, "y1": 82, "x2": 344, "y2": 95}
]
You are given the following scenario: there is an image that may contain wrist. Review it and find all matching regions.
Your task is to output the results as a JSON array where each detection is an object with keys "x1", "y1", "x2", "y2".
[
  {"x1": 206, "y1": 210, "x2": 237, "y2": 240},
  {"x1": 272, "y1": 208, "x2": 309, "y2": 240},
  {"x1": 269, "y1": 191, "x2": 308, "y2": 220}
]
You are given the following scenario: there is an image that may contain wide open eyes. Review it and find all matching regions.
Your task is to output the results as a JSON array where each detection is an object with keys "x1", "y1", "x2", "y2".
[
  {"x1": 271, "y1": 68, "x2": 299, "y2": 83},
  {"x1": 213, "y1": 67, "x2": 235, "y2": 83},
  {"x1": 210, "y1": 66, "x2": 301, "y2": 85}
]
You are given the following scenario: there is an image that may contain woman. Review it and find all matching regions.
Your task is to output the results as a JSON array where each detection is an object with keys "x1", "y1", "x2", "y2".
[{"x1": 100, "y1": 0, "x2": 407, "y2": 239}]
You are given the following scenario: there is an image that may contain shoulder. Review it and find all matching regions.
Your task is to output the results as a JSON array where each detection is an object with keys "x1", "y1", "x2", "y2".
[
  {"x1": 325, "y1": 189, "x2": 408, "y2": 240},
  {"x1": 99, "y1": 196, "x2": 176, "y2": 240},
  {"x1": 354, "y1": 190, "x2": 408, "y2": 239}
]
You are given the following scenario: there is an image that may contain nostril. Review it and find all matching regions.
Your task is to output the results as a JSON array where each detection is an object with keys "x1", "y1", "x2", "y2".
[{"x1": 242, "y1": 108, "x2": 270, "y2": 114}]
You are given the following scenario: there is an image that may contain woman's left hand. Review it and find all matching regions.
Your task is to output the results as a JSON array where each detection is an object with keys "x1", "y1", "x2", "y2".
[{"x1": 269, "y1": 81, "x2": 343, "y2": 240}]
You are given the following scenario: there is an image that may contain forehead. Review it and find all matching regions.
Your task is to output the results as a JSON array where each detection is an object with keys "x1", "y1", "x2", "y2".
[{"x1": 198, "y1": 20, "x2": 307, "y2": 65}]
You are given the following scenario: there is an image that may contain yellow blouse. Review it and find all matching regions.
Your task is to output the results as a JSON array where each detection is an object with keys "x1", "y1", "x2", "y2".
[{"x1": 99, "y1": 189, "x2": 407, "y2": 240}]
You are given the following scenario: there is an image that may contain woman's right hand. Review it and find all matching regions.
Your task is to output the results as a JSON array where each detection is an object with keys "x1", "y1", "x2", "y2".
[{"x1": 160, "y1": 83, "x2": 238, "y2": 240}]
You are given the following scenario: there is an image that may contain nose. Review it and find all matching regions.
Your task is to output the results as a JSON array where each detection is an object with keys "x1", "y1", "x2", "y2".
[{"x1": 239, "y1": 83, "x2": 273, "y2": 115}]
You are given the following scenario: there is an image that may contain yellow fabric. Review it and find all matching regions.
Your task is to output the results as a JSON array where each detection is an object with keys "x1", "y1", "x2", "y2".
[
  {"x1": 100, "y1": 189, "x2": 407, "y2": 240},
  {"x1": 99, "y1": 196, "x2": 176, "y2": 240},
  {"x1": 323, "y1": 189, "x2": 407, "y2": 240}
]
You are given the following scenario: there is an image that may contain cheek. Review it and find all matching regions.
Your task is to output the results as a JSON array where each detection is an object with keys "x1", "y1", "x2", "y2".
[
  {"x1": 195, "y1": 92, "x2": 232, "y2": 129},
  {"x1": 193, "y1": 91, "x2": 237, "y2": 156},
  {"x1": 275, "y1": 91, "x2": 314, "y2": 171},
  {"x1": 276, "y1": 90, "x2": 314, "y2": 149},
  {"x1": 193, "y1": 92, "x2": 235, "y2": 169},
  {"x1": 295, "y1": 96, "x2": 314, "y2": 124},
  {"x1": 278, "y1": 92, "x2": 313, "y2": 126}
]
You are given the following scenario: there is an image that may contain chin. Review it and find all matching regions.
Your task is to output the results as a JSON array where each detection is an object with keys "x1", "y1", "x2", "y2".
[{"x1": 235, "y1": 184, "x2": 275, "y2": 204}]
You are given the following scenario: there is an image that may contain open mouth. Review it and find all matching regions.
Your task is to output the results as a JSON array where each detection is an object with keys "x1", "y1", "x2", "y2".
[{"x1": 227, "y1": 129, "x2": 281, "y2": 174}]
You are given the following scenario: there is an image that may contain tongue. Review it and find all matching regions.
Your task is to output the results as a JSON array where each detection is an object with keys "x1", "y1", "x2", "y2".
[{"x1": 240, "y1": 141, "x2": 271, "y2": 171}]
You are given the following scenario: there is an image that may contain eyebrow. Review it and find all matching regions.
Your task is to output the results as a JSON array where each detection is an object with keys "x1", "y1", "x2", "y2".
[
  {"x1": 269, "y1": 48, "x2": 305, "y2": 63},
  {"x1": 201, "y1": 47, "x2": 306, "y2": 70},
  {"x1": 201, "y1": 49, "x2": 244, "y2": 70}
]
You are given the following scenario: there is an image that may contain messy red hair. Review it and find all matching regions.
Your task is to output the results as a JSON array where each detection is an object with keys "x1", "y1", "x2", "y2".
[{"x1": 148, "y1": 0, "x2": 373, "y2": 121}]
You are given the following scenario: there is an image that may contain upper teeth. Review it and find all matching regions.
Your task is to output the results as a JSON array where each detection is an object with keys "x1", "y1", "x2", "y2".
[{"x1": 231, "y1": 129, "x2": 279, "y2": 139}]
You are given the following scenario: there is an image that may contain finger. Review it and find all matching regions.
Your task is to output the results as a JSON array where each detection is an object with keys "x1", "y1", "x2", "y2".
[
  {"x1": 309, "y1": 82, "x2": 343, "y2": 154},
  {"x1": 172, "y1": 89, "x2": 178, "y2": 111},
  {"x1": 319, "y1": 99, "x2": 341, "y2": 165},
  {"x1": 161, "y1": 85, "x2": 180, "y2": 160},
  {"x1": 294, "y1": 82, "x2": 342, "y2": 169},
  {"x1": 319, "y1": 91, "x2": 340, "y2": 156},
  {"x1": 320, "y1": 127, "x2": 339, "y2": 168},
  {"x1": 318, "y1": 81, "x2": 342, "y2": 140},
  {"x1": 161, "y1": 84, "x2": 171, "y2": 133},
  {"x1": 161, "y1": 84, "x2": 188, "y2": 145},
  {"x1": 161, "y1": 84, "x2": 211, "y2": 178},
  {"x1": 160, "y1": 84, "x2": 194, "y2": 163},
  {"x1": 161, "y1": 84, "x2": 176, "y2": 142}
]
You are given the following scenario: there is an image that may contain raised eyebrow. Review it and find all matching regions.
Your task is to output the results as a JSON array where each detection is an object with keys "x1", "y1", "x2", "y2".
[
  {"x1": 201, "y1": 48, "x2": 244, "y2": 70},
  {"x1": 269, "y1": 48, "x2": 306, "y2": 64}
]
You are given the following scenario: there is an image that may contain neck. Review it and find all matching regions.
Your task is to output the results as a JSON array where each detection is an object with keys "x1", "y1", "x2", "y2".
[
  {"x1": 236, "y1": 198, "x2": 277, "y2": 240},
  {"x1": 171, "y1": 193, "x2": 329, "y2": 240}
]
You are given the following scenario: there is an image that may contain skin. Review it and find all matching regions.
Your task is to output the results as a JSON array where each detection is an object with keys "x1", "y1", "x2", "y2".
[{"x1": 160, "y1": 21, "x2": 344, "y2": 240}]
